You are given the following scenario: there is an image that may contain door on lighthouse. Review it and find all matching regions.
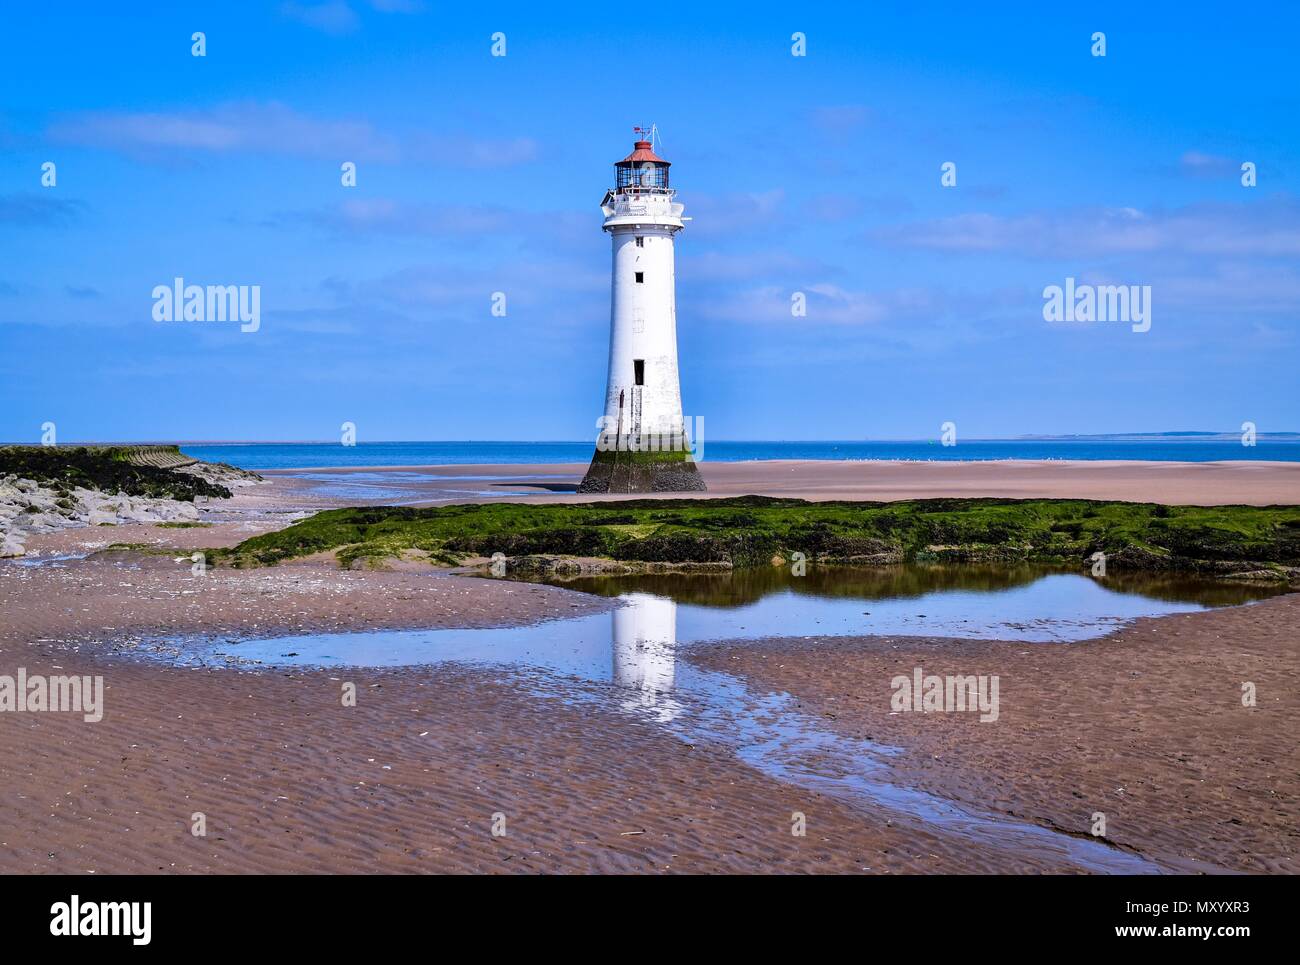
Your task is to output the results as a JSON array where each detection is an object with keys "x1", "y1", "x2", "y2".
[{"x1": 631, "y1": 360, "x2": 645, "y2": 438}]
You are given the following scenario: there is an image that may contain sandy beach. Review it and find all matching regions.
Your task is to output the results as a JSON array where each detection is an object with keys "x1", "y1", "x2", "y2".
[
  {"x1": 252, "y1": 459, "x2": 1300, "y2": 508},
  {"x1": 0, "y1": 541, "x2": 1012, "y2": 874},
  {"x1": 692, "y1": 596, "x2": 1299, "y2": 874},
  {"x1": 1, "y1": 459, "x2": 1296, "y2": 874}
]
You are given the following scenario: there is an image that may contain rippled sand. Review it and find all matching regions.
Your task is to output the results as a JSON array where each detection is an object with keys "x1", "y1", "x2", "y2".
[{"x1": 1, "y1": 466, "x2": 1295, "y2": 874}]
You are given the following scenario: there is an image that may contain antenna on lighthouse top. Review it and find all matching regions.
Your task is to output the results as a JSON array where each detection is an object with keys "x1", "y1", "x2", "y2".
[{"x1": 632, "y1": 124, "x2": 661, "y2": 151}]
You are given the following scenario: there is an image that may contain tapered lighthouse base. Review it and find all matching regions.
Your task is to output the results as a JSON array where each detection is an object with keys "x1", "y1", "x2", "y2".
[{"x1": 576, "y1": 448, "x2": 707, "y2": 494}]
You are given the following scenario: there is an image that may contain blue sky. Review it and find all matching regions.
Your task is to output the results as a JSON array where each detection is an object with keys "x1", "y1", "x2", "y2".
[{"x1": 1, "y1": 1, "x2": 1297, "y2": 442}]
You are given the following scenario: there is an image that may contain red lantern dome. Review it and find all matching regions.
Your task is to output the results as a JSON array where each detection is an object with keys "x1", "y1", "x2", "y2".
[{"x1": 614, "y1": 126, "x2": 670, "y2": 192}]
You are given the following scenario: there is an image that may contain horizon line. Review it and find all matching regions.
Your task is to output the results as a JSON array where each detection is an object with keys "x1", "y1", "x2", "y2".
[{"x1": 5, "y1": 434, "x2": 1299, "y2": 447}]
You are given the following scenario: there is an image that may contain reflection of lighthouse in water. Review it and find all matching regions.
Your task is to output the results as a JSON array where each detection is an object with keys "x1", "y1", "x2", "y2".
[{"x1": 611, "y1": 593, "x2": 681, "y2": 721}]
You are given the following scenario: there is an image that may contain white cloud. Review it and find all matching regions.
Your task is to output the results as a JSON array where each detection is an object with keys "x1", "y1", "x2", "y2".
[
  {"x1": 699, "y1": 283, "x2": 940, "y2": 326},
  {"x1": 273, "y1": 198, "x2": 587, "y2": 241},
  {"x1": 874, "y1": 200, "x2": 1300, "y2": 258},
  {"x1": 409, "y1": 134, "x2": 539, "y2": 168},
  {"x1": 47, "y1": 102, "x2": 537, "y2": 168},
  {"x1": 281, "y1": 1, "x2": 360, "y2": 35},
  {"x1": 280, "y1": 0, "x2": 423, "y2": 33},
  {"x1": 687, "y1": 189, "x2": 785, "y2": 236},
  {"x1": 685, "y1": 250, "x2": 830, "y2": 283},
  {"x1": 49, "y1": 102, "x2": 398, "y2": 161},
  {"x1": 1179, "y1": 150, "x2": 1237, "y2": 178}
]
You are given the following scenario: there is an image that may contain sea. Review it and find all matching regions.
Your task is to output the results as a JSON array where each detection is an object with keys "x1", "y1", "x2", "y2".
[{"x1": 178, "y1": 440, "x2": 1300, "y2": 471}]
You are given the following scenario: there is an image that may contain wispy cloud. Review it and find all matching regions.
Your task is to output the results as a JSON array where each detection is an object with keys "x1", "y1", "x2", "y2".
[
  {"x1": 280, "y1": 1, "x2": 360, "y2": 34},
  {"x1": 0, "y1": 192, "x2": 86, "y2": 226},
  {"x1": 280, "y1": 0, "x2": 424, "y2": 33},
  {"x1": 1179, "y1": 150, "x2": 1238, "y2": 178},
  {"x1": 687, "y1": 189, "x2": 785, "y2": 236},
  {"x1": 319, "y1": 198, "x2": 516, "y2": 236},
  {"x1": 1139, "y1": 261, "x2": 1300, "y2": 316},
  {"x1": 873, "y1": 199, "x2": 1300, "y2": 258},
  {"x1": 802, "y1": 194, "x2": 865, "y2": 222},
  {"x1": 409, "y1": 134, "x2": 539, "y2": 168},
  {"x1": 685, "y1": 250, "x2": 833, "y2": 283},
  {"x1": 47, "y1": 102, "x2": 537, "y2": 168},
  {"x1": 698, "y1": 283, "x2": 952, "y2": 327},
  {"x1": 271, "y1": 198, "x2": 583, "y2": 240},
  {"x1": 367, "y1": 0, "x2": 424, "y2": 11},
  {"x1": 267, "y1": 260, "x2": 607, "y2": 348},
  {"x1": 49, "y1": 101, "x2": 397, "y2": 161}
]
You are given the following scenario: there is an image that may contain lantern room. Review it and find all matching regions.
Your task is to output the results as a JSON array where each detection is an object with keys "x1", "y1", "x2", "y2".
[{"x1": 615, "y1": 127, "x2": 671, "y2": 193}]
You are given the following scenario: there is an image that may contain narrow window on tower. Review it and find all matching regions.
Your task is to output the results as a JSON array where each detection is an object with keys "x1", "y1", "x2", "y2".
[
  {"x1": 634, "y1": 271, "x2": 644, "y2": 283},
  {"x1": 634, "y1": 360, "x2": 645, "y2": 386},
  {"x1": 635, "y1": 236, "x2": 644, "y2": 247}
]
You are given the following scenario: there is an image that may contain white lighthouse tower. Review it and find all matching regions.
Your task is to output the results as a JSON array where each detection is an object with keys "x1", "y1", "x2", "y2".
[{"x1": 578, "y1": 127, "x2": 706, "y2": 493}]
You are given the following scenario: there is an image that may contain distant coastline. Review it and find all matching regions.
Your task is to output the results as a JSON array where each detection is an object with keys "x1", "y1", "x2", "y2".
[
  {"x1": 139, "y1": 439, "x2": 1300, "y2": 471},
  {"x1": 6, "y1": 431, "x2": 1297, "y2": 446},
  {"x1": 6, "y1": 436, "x2": 1298, "y2": 472},
  {"x1": 1016, "y1": 431, "x2": 1300, "y2": 442},
  {"x1": 6, "y1": 431, "x2": 1296, "y2": 446}
]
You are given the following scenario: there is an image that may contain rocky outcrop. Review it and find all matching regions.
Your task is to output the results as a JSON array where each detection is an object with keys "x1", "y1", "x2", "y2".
[
  {"x1": 0, "y1": 447, "x2": 262, "y2": 558},
  {"x1": 0, "y1": 475, "x2": 204, "y2": 557}
]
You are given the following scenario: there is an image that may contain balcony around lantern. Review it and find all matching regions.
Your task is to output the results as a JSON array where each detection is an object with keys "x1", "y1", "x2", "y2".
[{"x1": 600, "y1": 189, "x2": 686, "y2": 230}]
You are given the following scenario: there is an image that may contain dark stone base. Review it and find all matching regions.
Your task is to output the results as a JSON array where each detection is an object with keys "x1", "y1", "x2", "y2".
[{"x1": 576, "y1": 452, "x2": 708, "y2": 494}]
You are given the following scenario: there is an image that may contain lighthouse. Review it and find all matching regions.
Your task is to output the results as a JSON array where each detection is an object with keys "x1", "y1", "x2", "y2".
[{"x1": 577, "y1": 128, "x2": 707, "y2": 494}]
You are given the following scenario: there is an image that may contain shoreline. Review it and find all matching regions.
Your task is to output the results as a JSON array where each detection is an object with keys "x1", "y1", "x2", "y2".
[
  {"x1": 243, "y1": 459, "x2": 1300, "y2": 508},
  {"x1": 257, "y1": 458, "x2": 1300, "y2": 471}
]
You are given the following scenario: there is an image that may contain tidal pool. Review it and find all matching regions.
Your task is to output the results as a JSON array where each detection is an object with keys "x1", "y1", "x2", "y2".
[
  {"x1": 5, "y1": 552, "x2": 90, "y2": 568},
  {"x1": 155, "y1": 566, "x2": 1275, "y2": 672},
  {"x1": 129, "y1": 566, "x2": 1276, "y2": 872},
  {"x1": 283, "y1": 470, "x2": 570, "y2": 504}
]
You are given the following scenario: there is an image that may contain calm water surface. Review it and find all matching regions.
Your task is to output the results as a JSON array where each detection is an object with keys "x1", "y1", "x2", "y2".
[{"x1": 180, "y1": 439, "x2": 1300, "y2": 470}]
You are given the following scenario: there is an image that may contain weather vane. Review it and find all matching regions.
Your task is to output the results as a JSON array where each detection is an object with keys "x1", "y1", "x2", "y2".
[{"x1": 633, "y1": 124, "x2": 660, "y2": 150}]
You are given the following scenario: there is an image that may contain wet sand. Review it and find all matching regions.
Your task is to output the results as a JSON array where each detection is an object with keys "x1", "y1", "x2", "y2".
[
  {"x1": 255, "y1": 459, "x2": 1300, "y2": 507},
  {"x1": 2, "y1": 461, "x2": 1296, "y2": 873},
  {"x1": 1, "y1": 548, "x2": 1062, "y2": 874},
  {"x1": 689, "y1": 594, "x2": 1300, "y2": 874}
]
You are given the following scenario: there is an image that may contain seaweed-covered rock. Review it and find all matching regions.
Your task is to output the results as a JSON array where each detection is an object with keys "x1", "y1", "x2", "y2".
[{"x1": 0, "y1": 446, "x2": 252, "y2": 548}]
